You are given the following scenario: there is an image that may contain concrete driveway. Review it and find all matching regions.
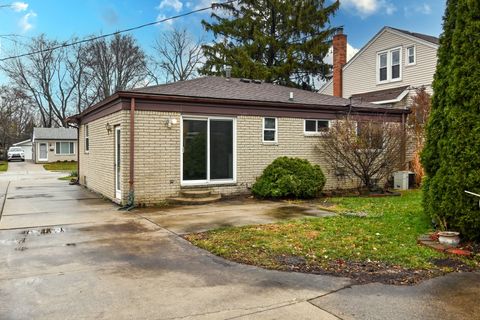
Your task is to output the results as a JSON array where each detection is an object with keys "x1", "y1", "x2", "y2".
[{"x1": 0, "y1": 161, "x2": 479, "y2": 320}]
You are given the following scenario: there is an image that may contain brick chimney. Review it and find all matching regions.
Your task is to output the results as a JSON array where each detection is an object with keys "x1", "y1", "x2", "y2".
[{"x1": 332, "y1": 28, "x2": 347, "y2": 98}]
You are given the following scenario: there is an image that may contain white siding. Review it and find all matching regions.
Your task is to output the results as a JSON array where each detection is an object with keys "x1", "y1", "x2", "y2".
[
  {"x1": 319, "y1": 81, "x2": 333, "y2": 96},
  {"x1": 342, "y1": 30, "x2": 438, "y2": 98}
]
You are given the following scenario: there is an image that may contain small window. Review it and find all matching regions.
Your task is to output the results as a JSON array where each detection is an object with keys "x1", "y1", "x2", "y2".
[
  {"x1": 379, "y1": 53, "x2": 388, "y2": 82},
  {"x1": 406, "y1": 46, "x2": 416, "y2": 65},
  {"x1": 85, "y1": 125, "x2": 89, "y2": 152},
  {"x1": 305, "y1": 120, "x2": 330, "y2": 134},
  {"x1": 263, "y1": 117, "x2": 277, "y2": 142},
  {"x1": 56, "y1": 142, "x2": 75, "y2": 155},
  {"x1": 391, "y1": 49, "x2": 401, "y2": 80}
]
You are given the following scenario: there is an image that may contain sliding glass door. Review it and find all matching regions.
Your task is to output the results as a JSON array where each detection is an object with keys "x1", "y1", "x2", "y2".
[{"x1": 182, "y1": 117, "x2": 235, "y2": 185}]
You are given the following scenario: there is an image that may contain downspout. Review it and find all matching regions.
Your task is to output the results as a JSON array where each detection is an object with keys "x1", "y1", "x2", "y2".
[
  {"x1": 121, "y1": 97, "x2": 136, "y2": 210},
  {"x1": 401, "y1": 113, "x2": 407, "y2": 170}
]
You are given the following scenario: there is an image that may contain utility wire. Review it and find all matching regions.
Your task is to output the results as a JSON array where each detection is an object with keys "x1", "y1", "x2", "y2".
[{"x1": 0, "y1": 0, "x2": 237, "y2": 62}]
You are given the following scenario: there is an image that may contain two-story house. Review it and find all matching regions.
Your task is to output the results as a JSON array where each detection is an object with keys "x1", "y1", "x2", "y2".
[{"x1": 319, "y1": 26, "x2": 439, "y2": 109}]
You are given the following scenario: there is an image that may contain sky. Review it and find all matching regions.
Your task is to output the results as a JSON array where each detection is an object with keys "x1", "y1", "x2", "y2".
[{"x1": 0, "y1": 0, "x2": 446, "y2": 84}]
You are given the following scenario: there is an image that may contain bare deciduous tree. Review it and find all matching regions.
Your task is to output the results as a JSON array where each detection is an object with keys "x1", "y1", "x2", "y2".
[
  {"x1": 322, "y1": 117, "x2": 403, "y2": 191},
  {"x1": 151, "y1": 28, "x2": 204, "y2": 83},
  {"x1": 0, "y1": 35, "x2": 95, "y2": 127},
  {"x1": 86, "y1": 33, "x2": 147, "y2": 100},
  {"x1": 0, "y1": 86, "x2": 35, "y2": 156},
  {"x1": 407, "y1": 87, "x2": 431, "y2": 185}
]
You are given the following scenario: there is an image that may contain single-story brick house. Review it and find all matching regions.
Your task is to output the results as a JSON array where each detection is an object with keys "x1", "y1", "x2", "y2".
[
  {"x1": 68, "y1": 77, "x2": 409, "y2": 206},
  {"x1": 32, "y1": 127, "x2": 78, "y2": 163}
]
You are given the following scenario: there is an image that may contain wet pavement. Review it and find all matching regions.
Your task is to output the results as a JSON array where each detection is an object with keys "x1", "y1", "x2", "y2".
[{"x1": 0, "y1": 161, "x2": 479, "y2": 319}]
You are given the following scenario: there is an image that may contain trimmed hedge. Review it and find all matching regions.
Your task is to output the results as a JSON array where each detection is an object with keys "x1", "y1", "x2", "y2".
[{"x1": 252, "y1": 157, "x2": 326, "y2": 199}]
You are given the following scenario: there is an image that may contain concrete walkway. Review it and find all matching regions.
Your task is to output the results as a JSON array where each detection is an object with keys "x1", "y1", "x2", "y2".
[{"x1": 0, "y1": 161, "x2": 478, "y2": 320}]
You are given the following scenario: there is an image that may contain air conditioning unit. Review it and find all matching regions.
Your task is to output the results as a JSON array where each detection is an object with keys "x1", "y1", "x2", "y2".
[{"x1": 393, "y1": 171, "x2": 415, "y2": 190}]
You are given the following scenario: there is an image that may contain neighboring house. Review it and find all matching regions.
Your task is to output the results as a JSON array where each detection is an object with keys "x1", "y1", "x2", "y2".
[
  {"x1": 12, "y1": 139, "x2": 33, "y2": 160},
  {"x1": 68, "y1": 76, "x2": 408, "y2": 206},
  {"x1": 32, "y1": 127, "x2": 78, "y2": 163},
  {"x1": 319, "y1": 26, "x2": 439, "y2": 109}
]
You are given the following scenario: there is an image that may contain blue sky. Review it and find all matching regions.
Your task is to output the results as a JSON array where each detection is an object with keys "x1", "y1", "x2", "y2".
[{"x1": 0, "y1": 0, "x2": 445, "y2": 81}]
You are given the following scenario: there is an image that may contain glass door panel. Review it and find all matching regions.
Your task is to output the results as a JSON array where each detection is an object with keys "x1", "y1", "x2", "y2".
[
  {"x1": 210, "y1": 120, "x2": 233, "y2": 180},
  {"x1": 183, "y1": 119, "x2": 207, "y2": 181}
]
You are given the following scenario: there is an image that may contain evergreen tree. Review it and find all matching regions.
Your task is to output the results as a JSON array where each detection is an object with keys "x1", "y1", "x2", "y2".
[
  {"x1": 200, "y1": 0, "x2": 340, "y2": 90},
  {"x1": 421, "y1": 0, "x2": 480, "y2": 239}
]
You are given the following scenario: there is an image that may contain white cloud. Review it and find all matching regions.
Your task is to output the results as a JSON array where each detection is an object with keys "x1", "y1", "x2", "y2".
[
  {"x1": 323, "y1": 43, "x2": 359, "y2": 65},
  {"x1": 156, "y1": 14, "x2": 174, "y2": 26},
  {"x1": 11, "y1": 1, "x2": 28, "y2": 12},
  {"x1": 405, "y1": 3, "x2": 432, "y2": 16},
  {"x1": 18, "y1": 11, "x2": 36, "y2": 32},
  {"x1": 157, "y1": 0, "x2": 183, "y2": 12},
  {"x1": 194, "y1": 0, "x2": 213, "y2": 10},
  {"x1": 340, "y1": 0, "x2": 396, "y2": 17}
]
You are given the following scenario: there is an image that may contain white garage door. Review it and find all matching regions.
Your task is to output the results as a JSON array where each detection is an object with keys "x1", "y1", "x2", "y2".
[{"x1": 19, "y1": 144, "x2": 33, "y2": 160}]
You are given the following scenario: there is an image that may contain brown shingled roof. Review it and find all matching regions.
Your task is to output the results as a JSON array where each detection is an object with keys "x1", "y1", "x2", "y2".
[
  {"x1": 132, "y1": 76, "x2": 370, "y2": 108},
  {"x1": 350, "y1": 86, "x2": 410, "y2": 103}
]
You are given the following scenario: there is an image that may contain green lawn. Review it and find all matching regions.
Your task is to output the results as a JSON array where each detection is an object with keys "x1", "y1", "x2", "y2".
[
  {"x1": 43, "y1": 161, "x2": 77, "y2": 172},
  {"x1": 187, "y1": 191, "x2": 474, "y2": 272},
  {"x1": 0, "y1": 161, "x2": 7, "y2": 172}
]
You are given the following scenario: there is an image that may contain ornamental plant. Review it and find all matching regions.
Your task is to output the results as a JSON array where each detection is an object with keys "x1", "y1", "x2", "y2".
[{"x1": 252, "y1": 157, "x2": 326, "y2": 199}]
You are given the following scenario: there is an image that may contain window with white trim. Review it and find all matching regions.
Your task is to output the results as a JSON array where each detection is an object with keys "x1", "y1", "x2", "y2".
[
  {"x1": 391, "y1": 49, "x2": 401, "y2": 80},
  {"x1": 406, "y1": 46, "x2": 416, "y2": 65},
  {"x1": 85, "y1": 125, "x2": 89, "y2": 152},
  {"x1": 379, "y1": 53, "x2": 388, "y2": 82},
  {"x1": 377, "y1": 47, "x2": 402, "y2": 84},
  {"x1": 304, "y1": 119, "x2": 330, "y2": 134},
  {"x1": 263, "y1": 117, "x2": 277, "y2": 142},
  {"x1": 56, "y1": 142, "x2": 75, "y2": 155}
]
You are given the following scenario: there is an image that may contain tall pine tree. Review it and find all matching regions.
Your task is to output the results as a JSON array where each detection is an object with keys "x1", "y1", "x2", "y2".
[
  {"x1": 422, "y1": 0, "x2": 480, "y2": 239},
  {"x1": 200, "y1": 0, "x2": 340, "y2": 90}
]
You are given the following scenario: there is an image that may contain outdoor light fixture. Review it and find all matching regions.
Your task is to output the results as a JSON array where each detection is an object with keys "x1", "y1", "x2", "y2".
[
  {"x1": 105, "y1": 122, "x2": 112, "y2": 133},
  {"x1": 166, "y1": 118, "x2": 178, "y2": 128}
]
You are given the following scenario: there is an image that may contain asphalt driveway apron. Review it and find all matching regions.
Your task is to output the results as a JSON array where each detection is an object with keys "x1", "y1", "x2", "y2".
[{"x1": 0, "y1": 162, "x2": 478, "y2": 320}]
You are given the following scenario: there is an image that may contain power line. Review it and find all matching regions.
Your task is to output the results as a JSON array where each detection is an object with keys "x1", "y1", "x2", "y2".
[{"x1": 0, "y1": 0, "x2": 237, "y2": 62}]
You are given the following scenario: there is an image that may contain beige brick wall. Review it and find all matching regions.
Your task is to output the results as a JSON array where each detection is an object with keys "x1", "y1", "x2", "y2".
[
  {"x1": 79, "y1": 111, "x2": 130, "y2": 203},
  {"x1": 34, "y1": 140, "x2": 77, "y2": 163},
  {"x1": 130, "y1": 112, "x2": 361, "y2": 205},
  {"x1": 81, "y1": 110, "x2": 407, "y2": 206}
]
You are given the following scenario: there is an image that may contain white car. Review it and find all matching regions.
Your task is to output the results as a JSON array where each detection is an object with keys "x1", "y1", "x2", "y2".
[{"x1": 7, "y1": 147, "x2": 25, "y2": 162}]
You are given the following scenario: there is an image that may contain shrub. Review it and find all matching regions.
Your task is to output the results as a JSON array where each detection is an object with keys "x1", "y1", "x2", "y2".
[
  {"x1": 252, "y1": 157, "x2": 326, "y2": 199},
  {"x1": 421, "y1": 0, "x2": 480, "y2": 240}
]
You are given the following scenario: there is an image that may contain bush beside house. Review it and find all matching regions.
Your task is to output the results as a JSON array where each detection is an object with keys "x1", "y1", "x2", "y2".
[
  {"x1": 252, "y1": 157, "x2": 326, "y2": 199},
  {"x1": 422, "y1": 0, "x2": 480, "y2": 240}
]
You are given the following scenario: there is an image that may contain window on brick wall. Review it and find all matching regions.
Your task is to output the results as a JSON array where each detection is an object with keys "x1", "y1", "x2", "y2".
[
  {"x1": 304, "y1": 119, "x2": 330, "y2": 134},
  {"x1": 85, "y1": 125, "x2": 89, "y2": 152},
  {"x1": 263, "y1": 117, "x2": 277, "y2": 143}
]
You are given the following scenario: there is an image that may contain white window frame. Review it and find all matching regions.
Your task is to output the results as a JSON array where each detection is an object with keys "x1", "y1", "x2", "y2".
[
  {"x1": 406, "y1": 45, "x2": 416, "y2": 66},
  {"x1": 55, "y1": 141, "x2": 75, "y2": 155},
  {"x1": 180, "y1": 115, "x2": 237, "y2": 187},
  {"x1": 376, "y1": 46, "x2": 403, "y2": 84},
  {"x1": 262, "y1": 117, "x2": 277, "y2": 143},
  {"x1": 304, "y1": 119, "x2": 331, "y2": 135},
  {"x1": 377, "y1": 51, "x2": 389, "y2": 84},
  {"x1": 84, "y1": 124, "x2": 90, "y2": 153}
]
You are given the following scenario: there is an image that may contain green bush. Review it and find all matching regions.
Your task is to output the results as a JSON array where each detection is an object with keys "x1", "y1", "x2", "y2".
[{"x1": 252, "y1": 157, "x2": 326, "y2": 199}]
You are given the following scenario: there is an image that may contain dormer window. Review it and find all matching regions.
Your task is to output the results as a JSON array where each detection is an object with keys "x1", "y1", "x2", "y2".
[
  {"x1": 406, "y1": 46, "x2": 416, "y2": 65},
  {"x1": 377, "y1": 47, "x2": 402, "y2": 84}
]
